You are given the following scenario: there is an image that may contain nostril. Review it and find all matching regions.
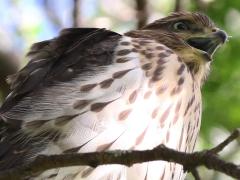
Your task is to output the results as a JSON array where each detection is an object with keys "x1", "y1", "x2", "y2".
[
  {"x1": 215, "y1": 30, "x2": 228, "y2": 43},
  {"x1": 212, "y1": 28, "x2": 217, "y2": 32}
]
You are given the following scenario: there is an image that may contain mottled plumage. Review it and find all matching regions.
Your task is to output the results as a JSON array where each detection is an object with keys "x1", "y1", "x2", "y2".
[{"x1": 0, "y1": 12, "x2": 227, "y2": 180}]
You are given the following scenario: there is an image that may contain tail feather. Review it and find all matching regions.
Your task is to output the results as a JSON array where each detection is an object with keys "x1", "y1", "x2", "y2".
[{"x1": 0, "y1": 118, "x2": 46, "y2": 171}]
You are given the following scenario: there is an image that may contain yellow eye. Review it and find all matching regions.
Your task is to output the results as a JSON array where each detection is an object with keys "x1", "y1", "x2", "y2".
[{"x1": 173, "y1": 22, "x2": 188, "y2": 31}]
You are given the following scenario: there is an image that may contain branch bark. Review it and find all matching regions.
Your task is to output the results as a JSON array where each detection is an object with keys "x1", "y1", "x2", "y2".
[{"x1": 0, "y1": 129, "x2": 239, "y2": 180}]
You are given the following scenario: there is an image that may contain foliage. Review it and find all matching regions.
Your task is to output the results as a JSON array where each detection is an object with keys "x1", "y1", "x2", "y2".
[{"x1": 190, "y1": 0, "x2": 240, "y2": 143}]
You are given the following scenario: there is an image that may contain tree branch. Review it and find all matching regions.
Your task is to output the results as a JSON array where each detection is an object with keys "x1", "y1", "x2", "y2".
[
  {"x1": 0, "y1": 130, "x2": 239, "y2": 180},
  {"x1": 209, "y1": 129, "x2": 240, "y2": 154},
  {"x1": 135, "y1": 0, "x2": 148, "y2": 29},
  {"x1": 191, "y1": 169, "x2": 201, "y2": 180},
  {"x1": 174, "y1": 0, "x2": 182, "y2": 12}
]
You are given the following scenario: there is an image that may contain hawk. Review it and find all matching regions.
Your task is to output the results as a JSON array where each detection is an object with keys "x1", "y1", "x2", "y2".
[{"x1": 0, "y1": 12, "x2": 227, "y2": 180}]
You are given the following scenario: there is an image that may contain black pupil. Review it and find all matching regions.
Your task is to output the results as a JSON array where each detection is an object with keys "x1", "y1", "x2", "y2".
[{"x1": 177, "y1": 23, "x2": 186, "y2": 30}]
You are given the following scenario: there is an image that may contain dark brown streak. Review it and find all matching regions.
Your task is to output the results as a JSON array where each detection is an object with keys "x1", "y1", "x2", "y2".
[
  {"x1": 54, "y1": 115, "x2": 78, "y2": 126},
  {"x1": 25, "y1": 120, "x2": 49, "y2": 129},
  {"x1": 63, "y1": 135, "x2": 99, "y2": 154},
  {"x1": 118, "y1": 109, "x2": 132, "y2": 121},
  {"x1": 178, "y1": 77, "x2": 184, "y2": 86},
  {"x1": 177, "y1": 64, "x2": 185, "y2": 75},
  {"x1": 184, "y1": 95, "x2": 195, "y2": 116},
  {"x1": 154, "y1": 66, "x2": 164, "y2": 76},
  {"x1": 135, "y1": 126, "x2": 148, "y2": 145},
  {"x1": 151, "y1": 107, "x2": 159, "y2": 119},
  {"x1": 175, "y1": 99, "x2": 182, "y2": 113},
  {"x1": 144, "y1": 91, "x2": 152, "y2": 99},
  {"x1": 144, "y1": 163, "x2": 149, "y2": 180},
  {"x1": 81, "y1": 168, "x2": 94, "y2": 178},
  {"x1": 159, "y1": 104, "x2": 172, "y2": 124},
  {"x1": 165, "y1": 49, "x2": 173, "y2": 54},
  {"x1": 188, "y1": 128, "x2": 195, "y2": 147},
  {"x1": 120, "y1": 41, "x2": 130, "y2": 46},
  {"x1": 141, "y1": 63, "x2": 152, "y2": 70},
  {"x1": 91, "y1": 99, "x2": 117, "y2": 112},
  {"x1": 117, "y1": 49, "x2": 132, "y2": 56},
  {"x1": 156, "y1": 45, "x2": 165, "y2": 50},
  {"x1": 139, "y1": 40, "x2": 151, "y2": 46},
  {"x1": 129, "y1": 90, "x2": 138, "y2": 104},
  {"x1": 178, "y1": 126, "x2": 184, "y2": 151},
  {"x1": 80, "y1": 84, "x2": 97, "y2": 92},
  {"x1": 151, "y1": 66, "x2": 165, "y2": 82},
  {"x1": 145, "y1": 53, "x2": 153, "y2": 59},
  {"x1": 173, "y1": 114, "x2": 179, "y2": 125},
  {"x1": 161, "y1": 167, "x2": 166, "y2": 180},
  {"x1": 113, "y1": 69, "x2": 134, "y2": 79},
  {"x1": 157, "y1": 58, "x2": 166, "y2": 65},
  {"x1": 156, "y1": 86, "x2": 168, "y2": 95},
  {"x1": 96, "y1": 140, "x2": 117, "y2": 152},
  {"x1": 73, "y1": 100, "x2": 90, "y2": 109},
  {"x1": 171, "y1": 86, "x2": 182, "y2": 96},
  {"x1": 116, "y1": 58, "x2": 130, "y2": 63},
  {"x1": 158, "y1": 52, "x2": 169, "y2": 58},
  {"x1": 100, "y1": 79, "x2": 114, "y2": 89}
]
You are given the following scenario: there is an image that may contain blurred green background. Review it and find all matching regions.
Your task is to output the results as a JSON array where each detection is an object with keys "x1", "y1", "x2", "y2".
[{"x1": 0, "y1": 0, "x2": 239, "y2": 179}]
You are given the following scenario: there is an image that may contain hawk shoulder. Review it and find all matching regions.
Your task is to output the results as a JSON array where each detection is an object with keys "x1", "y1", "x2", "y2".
[{"x1": 1, "y1": 28, "x2": 121, "y2": 114}]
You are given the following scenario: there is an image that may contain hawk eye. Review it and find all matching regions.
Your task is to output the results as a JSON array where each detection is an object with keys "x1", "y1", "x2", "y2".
[{"x1": 173, "y1": 22, "x2": 188, "y2": 31}]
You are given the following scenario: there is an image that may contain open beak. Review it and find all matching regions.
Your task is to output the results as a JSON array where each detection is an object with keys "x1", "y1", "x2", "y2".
[{"x1": 186, "y1": 30, "x2": 228, "y2": 61}]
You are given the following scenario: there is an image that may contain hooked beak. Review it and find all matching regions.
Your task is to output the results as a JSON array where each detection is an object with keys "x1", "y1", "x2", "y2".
[{"x1": 186, "y1": 30, "x2": 228, "y2": 61}]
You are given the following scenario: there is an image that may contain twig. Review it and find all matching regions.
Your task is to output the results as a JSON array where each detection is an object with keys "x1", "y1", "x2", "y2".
[
  {"x1": 43, "y1": 0, "x2": 62, "y2": 28},
  {"x1": 73, "y1": 0, "x2": 81, "y2": 27},
  {"x1": 0, "y1": 130, "x2": 239, "y2": 180},
  {"x1": 191, "y1": 169, "x2": 201, "y2": 180},
  {"x1": 135, "y1": 0, "x2": 148, "y2": 29},
  {"x1": 174, "y1": 0, "x2": 182, "y2": 12},
  {"x1": 209, "y1": 129, "x2": 240, "y2": 154}
]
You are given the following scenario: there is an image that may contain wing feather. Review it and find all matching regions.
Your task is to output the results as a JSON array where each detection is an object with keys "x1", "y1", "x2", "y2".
[
  {"x1": 1, "y1": 28, "x2": 121, "y2": 114},
  {"x1": 0, "y1": 28, "x2": 122, "y2": 171}
]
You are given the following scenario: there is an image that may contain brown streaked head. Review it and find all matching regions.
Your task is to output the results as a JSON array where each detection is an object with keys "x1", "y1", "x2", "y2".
[{"x1": 126, "y1": 12, "x2": 227, "y2": 63}]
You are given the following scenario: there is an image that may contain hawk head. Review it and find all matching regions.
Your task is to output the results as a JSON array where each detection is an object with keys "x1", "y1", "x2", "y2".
[
  {"x1": 143, "y1": 12, "x2": 227, "y2": 62},
  {"x1": 126, "y1": 12, "x2": 227, "y2": 82}
]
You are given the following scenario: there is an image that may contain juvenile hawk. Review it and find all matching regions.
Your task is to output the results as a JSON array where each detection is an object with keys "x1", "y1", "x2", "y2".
[{"x1": 0, "y1": 12, "x2": 227, "y2": 179}]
